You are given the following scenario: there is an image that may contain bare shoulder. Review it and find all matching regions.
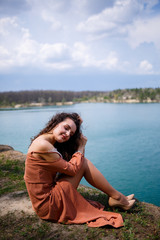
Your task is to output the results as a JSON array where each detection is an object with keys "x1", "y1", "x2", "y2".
[
  {"x1": 28, "y1": 136, "x2": 51, "y2": 152},
  {"x1": 28, "y1": 136, "x2": 61, "y2": 161}
]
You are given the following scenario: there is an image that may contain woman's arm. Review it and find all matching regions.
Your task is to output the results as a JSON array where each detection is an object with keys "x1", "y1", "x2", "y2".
[
  {"x1": 44, "y1": 134, "x2": 87, "y2": 176},
  {"x1": 29, "y1": 135, "x2": 87, "y2": 176},
  {"x1": 77, "y1": 134, "x2": 87, "y2": 155},
  {"x1": 41, "y1": 151, "x2": 84, "y2": 176}
]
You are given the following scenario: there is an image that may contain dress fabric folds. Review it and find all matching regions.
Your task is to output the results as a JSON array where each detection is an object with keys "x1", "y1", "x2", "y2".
[{"x1": 24, "y1": 151, "x2": 123, "y2": 228}]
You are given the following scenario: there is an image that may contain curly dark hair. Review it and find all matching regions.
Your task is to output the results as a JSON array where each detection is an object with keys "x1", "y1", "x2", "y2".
[{"x1": 31, "y1": 112, "x2": 82, "y2": 161}]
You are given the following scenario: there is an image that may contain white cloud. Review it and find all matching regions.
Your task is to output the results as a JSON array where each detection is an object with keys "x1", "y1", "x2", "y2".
[
  {"x1": 15, "y1": 40, "x2": 39, "y2": 66},
  {"x1": 0, "y1": 16, "x2": 71, "y2": 71},
  {"x1": 77, "y1": 0, "x2": 160, "y2": 52},
  {"x1": 40, "y1": 43, "x2": 69, "y2": 60},
  {"x1": 104, "y1": 51, "x2": 119, "y2": 70},
  {"x1": 127, "y1": 16, "x2": 160, "y2": 49},
  {"x1": 72, "y1": 42, "x2": 119, "y2": 70},
  {"x1": 41, "y1": 10, "x2": 62, "y2": 30},
  {"x1": 42, "y1": 62, "x2": 72, "y2": 70},
  {"x1": 0, "y1": 45, "x2": 13, "y2": 72},
  {"x1": 0, "y1": 0, "x2": 159, "y2": 75},
  {"x1": 72, "y1": 42, "x2": 93, "y2": 67},
  {"x1": 77, "y1": 0, "x2": 143, "y2": 34},
  {"x1": 0, "y1": 17, "x2": 18, "y2": 36},
  {"x1": 77, "y1": 15, "x2": 116, "y2": 33},
  {"x1": 0, "y1": 45, "x2": 9, "y2": 56},
  {"x1": 139, "y1": 60, "x2": 153, "y2": 74},
  {"x1": 0, "y1": 18, "x2": 39, "y2": 69},
  {"x1": 39, "y1": 43, "x2": 72, "y2": 70},
  {"x1": 142, "y1": 0, "x2": 159, "y2": 11}
]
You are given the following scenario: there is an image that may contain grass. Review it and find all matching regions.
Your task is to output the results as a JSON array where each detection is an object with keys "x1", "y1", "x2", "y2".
[
  {"x1": 1, "y1": 201, "x2": 160, "y2": 240},
  {"x1": 0, "y1": 154, "x2": 160, "y2": 240},
  {"x1": 0, "y1": 156, "x2": 26, "y2": 196},
  {"x1": 0, "y1": 213, "x2": 51, "y2": 240}
]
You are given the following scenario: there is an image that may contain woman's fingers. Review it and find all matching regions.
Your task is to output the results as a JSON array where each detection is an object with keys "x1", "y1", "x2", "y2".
[
  {"x1": 82, "y1": 135, "x2": 87, "y2": 144},
  {"x1": 79, "y1": 134, "x2": 87, "y2": 147}
]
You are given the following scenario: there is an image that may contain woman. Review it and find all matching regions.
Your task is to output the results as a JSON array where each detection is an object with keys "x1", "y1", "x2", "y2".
[{"x1": 24, "y1": 112, "x2": 135, "y2": 228}]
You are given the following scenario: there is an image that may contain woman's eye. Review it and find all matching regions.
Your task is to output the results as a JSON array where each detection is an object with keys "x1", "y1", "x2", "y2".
[{"x1": 65, "y1": 126, "x2": 69, "y2": 130}]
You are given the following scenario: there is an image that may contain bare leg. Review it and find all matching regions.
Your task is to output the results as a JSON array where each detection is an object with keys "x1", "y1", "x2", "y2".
[
  {"x1": 59, "y1": 158, "x2": 129, "y2": 205},
  {"x1": 83, "y1": 158, "x2": 121, "y2": 199}
]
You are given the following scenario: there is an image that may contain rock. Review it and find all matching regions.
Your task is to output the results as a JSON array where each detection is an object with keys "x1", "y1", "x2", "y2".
[
  {"x1": 0, "y1": 145, "x2": 26, "y2": 161},
  {"x1": 0, "y1": 145, "x2": 14, "y2": 152}
]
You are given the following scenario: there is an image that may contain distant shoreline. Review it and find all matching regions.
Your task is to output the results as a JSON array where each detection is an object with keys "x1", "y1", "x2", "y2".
[
  {"x1": 1, "y1": 88, "x2": 160, "y2": 109},
  {"x1": 0, "y1": 99, "x2": 159, "y2": 109}
]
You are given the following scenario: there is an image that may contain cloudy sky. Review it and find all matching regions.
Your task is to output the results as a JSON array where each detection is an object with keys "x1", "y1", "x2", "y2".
[{"x1": 0, "y1": 0, "x2": 160, "y2": 92}]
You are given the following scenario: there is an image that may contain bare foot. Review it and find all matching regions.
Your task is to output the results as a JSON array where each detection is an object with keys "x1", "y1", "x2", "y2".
[
  {"x1": 108, "y1": 193, "x2": 135, "y2": 210},
  {"x1": 108, "y1": 197, "x2": 135, "y2": 210}
]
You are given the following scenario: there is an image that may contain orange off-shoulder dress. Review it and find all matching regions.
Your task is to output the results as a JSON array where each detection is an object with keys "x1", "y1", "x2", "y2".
[{"x1": 24, "y1": 150, "x2": 123, "y2": 228}]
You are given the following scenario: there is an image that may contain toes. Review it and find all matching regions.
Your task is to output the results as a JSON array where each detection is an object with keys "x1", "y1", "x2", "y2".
[
  {"x1": 129, "y1": 199, "x2": 136, "y2": 206},
  {"x1": 127, "y1": 194, "x2": 134, "y2": 200}
]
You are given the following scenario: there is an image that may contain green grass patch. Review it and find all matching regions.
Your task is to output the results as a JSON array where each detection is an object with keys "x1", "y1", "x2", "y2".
[
  {"x1": 78, "y1": 186, "x2": 109, "y2": 210},
  {"x1": 0, "y1": 156, "x2": 160, "y2": 239},
  {"x1": 0, "y1": 213, "x2": 51, "y2": 240},
  {"x1": 0, "y1": 157, "x2": 26, "y2": 196}
]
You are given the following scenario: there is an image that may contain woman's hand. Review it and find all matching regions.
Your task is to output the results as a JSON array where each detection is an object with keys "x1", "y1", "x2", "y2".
[
  {"x1": 78, "y1": 134, "x2": 87, "y2": 154},
  {"x1": 80, "y1": 134, "x2": 87, "y2": 147}
]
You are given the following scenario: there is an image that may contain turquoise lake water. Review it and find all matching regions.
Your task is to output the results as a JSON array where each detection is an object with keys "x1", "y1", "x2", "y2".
[{"x1": 0, "y1": 103, "x2": 160, "y2": 206}]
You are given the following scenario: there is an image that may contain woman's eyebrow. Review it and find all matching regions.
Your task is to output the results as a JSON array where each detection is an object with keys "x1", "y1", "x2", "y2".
[{"x1": 65, "y1": 124, "x2": 75, "y2": 135}]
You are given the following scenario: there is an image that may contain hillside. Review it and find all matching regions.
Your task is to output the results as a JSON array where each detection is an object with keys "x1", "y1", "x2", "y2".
[
  {"x1": 0, "y1": 145, "x2": 160, "y2": 239},
  {"x1": 0, "y1": 88, "x2": 160, "y2": 108}
]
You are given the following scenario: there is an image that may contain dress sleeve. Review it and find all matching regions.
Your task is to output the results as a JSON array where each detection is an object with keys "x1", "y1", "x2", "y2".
[{"x1": 50, "y1": 152, "x2": 84, "y2": 176}]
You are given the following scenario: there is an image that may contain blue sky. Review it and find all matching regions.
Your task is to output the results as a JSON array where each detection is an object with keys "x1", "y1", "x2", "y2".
[{"x1": 0, "y1": 0, "x2": 160, "y2": 91}]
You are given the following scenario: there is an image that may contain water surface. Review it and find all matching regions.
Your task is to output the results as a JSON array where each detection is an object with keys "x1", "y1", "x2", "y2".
[{"x1": 0, "y1": 103, "x2": 160, "y2": 206}]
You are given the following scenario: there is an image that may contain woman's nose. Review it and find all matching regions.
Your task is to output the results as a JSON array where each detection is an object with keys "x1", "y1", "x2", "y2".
[{"x1": 66, "y1": 130, "x2": 70, "y2": 137}]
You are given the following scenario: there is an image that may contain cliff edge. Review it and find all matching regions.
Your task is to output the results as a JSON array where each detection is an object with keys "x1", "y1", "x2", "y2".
[{"x1": 0, "y1": 145, "x2": 160, "y2": 240}]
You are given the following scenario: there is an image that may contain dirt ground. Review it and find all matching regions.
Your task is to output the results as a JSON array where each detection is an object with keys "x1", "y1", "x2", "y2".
[
  {"x1": 0, "y1": 145, "x2": 160, "y2": 240},
  {"x1": 0, "y1": 189, "x2": 159, "y2": 219}
]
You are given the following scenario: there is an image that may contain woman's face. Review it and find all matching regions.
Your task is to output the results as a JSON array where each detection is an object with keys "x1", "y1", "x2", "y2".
[{"x1": 52, "y1": 118, "x2": 77, "y2": 143}]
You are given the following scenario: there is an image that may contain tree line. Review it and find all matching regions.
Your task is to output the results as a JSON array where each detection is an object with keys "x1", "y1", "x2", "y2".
[
  {"x1": 103, "y1": 88, "x2": 160, "y2": 102},
  {"x1": 0, "y1": 88, "x2": 160, "y2": 107},
  {"x1": 0, "y1": 90, "x2": 103, "y2": 107}
]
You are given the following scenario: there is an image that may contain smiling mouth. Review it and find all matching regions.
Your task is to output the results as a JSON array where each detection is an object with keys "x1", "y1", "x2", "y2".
[{"x1": 62, "y1": 134, "x2": 67, "y2": 140}]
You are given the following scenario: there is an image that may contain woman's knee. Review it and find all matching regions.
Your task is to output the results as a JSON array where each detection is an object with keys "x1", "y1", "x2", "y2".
[
  {"x1": 83, "y1": 157, "x2": 88, "y2": 168},
  {"x1": 84, "y1": 157, "x2": 92, "y2": 166},
  {"x1": 83, "y1": 157, "x2": 92, "y2": 172}
]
